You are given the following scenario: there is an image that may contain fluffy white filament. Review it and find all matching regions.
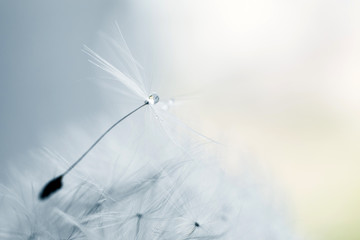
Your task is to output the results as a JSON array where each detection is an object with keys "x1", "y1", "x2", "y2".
[{"x1": 0, "y1": 25, "x2": 300, "y2": 240}]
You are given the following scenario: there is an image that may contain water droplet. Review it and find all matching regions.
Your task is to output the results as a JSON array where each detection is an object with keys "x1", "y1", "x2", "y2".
[{"x1": 148, "y1": 93, "x2": 160, "y2": 105}]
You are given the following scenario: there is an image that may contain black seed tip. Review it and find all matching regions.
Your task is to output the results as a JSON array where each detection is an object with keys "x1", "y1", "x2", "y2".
[
  {"x1": 194, "y1": 222, "x2": 200, "y2": 227},
  {"x1": 39, "y1": 175, "x2": 63, "y2": 200}
]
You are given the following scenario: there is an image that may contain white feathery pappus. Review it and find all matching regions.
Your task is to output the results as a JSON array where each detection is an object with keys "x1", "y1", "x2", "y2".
[{"x1": 0, "y1": 23, "x2": 300, "y2": 240}]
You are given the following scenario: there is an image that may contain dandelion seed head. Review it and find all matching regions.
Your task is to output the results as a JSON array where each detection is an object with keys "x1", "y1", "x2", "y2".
[{"x1": 0, "y1": 23, "x2": 300, "y2": 240}]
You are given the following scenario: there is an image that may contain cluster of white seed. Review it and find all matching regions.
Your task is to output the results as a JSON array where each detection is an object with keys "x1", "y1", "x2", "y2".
[{"x1": 0, "y1": 25, "x2": 299, "y2": 240}]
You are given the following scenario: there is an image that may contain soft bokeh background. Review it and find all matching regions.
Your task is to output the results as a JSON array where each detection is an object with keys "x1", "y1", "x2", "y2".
[{"x1": 1, "y1": 1, "x2": 359, "y2": 239}]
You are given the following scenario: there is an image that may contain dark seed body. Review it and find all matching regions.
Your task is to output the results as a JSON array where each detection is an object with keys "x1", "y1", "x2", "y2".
[{"x1": 39, "y1": 175, "x2": 63, "y2": 200}]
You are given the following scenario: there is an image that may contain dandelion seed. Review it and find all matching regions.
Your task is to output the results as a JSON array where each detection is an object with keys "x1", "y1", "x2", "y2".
[
  {"x1": 39, "y1": 94, "x2": 160, "y2": 200},
  {"x1": 135, "y1": 213, "x2": 143, "y2": 237}
]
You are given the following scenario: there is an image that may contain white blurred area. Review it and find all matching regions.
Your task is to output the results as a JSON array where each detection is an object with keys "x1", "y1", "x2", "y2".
[
  {"x1": 135, "y1": 1, "x2": 360, "y2": 239},
  {"x1": 1, "y1": 1, "x2": 360, "y2": 239}
]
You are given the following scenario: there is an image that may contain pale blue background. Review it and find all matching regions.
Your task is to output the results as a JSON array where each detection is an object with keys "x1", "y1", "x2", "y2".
[{"x1": 0, "y1": 1, "x2": 158, "y2": 163}]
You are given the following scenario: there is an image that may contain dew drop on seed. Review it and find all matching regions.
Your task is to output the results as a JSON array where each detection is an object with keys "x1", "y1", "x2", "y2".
[{"x1": 148, "y1": 94, "x2": 160, "y2": 105}]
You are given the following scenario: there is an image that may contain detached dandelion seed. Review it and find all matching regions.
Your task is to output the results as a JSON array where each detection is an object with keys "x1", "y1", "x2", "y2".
[{"x1": 39, "y1": 94, "x2": 159, "y2": 200}]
